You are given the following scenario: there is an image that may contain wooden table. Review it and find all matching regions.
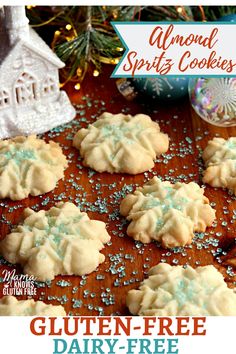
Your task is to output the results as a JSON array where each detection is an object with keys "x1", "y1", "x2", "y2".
[{"x1": 0, "y1": 67, "x2": 236, "y2": 315}]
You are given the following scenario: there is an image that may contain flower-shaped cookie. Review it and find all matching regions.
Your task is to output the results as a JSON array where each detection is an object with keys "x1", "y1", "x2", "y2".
[
  {"x1": 0, "y1": 296, "x2": 66, "y2": 316},
  {"x1": 203, "y1": 137, "x2": 236, "y2": 194},
  {"x1": 127, "y1": 263, "x2": 236, "y2": 316},
  {"x1": 73, "y1": 112, "x2": 169, "y2": 174},
  {"x1": 0, "y1": 202, "x2": 110, "y2": 281},
  {"x1": 0, "y1": 135, "x2": 68, "y2": 200},
  {"x1": 120, "y1": 177, "x2": 215, "y2": 248}
]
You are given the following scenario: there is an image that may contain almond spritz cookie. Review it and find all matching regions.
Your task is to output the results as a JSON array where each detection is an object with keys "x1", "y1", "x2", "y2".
[
  {"x1": 73, "y1": 112, "x2": 169, "y2": 174},
  {"x1": 127, "y1": 263, "x2": 236, "y2": 316},
  {"x1": 0, "y1": 135, "x2": 68, "y2": 200},
  {"x1": 203, "y1": 137, "x2": 236, "y2": 194},
  {"x1": 120, "y1": 177, "x2": 215, "y2": 248},
  {"x1": 0, "y1": 296, "x2": 66, "y2": 316},
  {"x1": 0, "y1": 202, "x2": 110, "y2": 281}
]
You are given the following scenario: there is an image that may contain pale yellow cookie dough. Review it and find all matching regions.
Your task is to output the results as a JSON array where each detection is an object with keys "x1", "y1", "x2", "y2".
[
  {"x1": 0, "y1": 135, "x2": 68, "y2": 200},
  {"x1": 0, "y1": 296, "x2": 66, "y2": 316},
  {"x1": 127, "y1": 263, "x2": 236, "y2": 316},
  {"x1": 120, "y1": 177, "x2": 215, "y2": 248},
  {"x1": 73, "y1": 112, "x2": 169, "y2": 174},
  {"x1": 203, "y1": 137, "x2": 236, "y2": 194},
  {"x1": 0, "y1": 202, "x2": 110, "y2": 281}
]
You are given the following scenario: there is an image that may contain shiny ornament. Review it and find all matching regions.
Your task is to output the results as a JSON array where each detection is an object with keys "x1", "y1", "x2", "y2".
[
  {"x1": 219, "y1": 14, "x2": 236, "y2": 23},
  {"x1": 189, "y1": 78, "x2": 236, "y2": 127},
  {"x1": 132, "y1": 77, "x2": 189, "y2": 101}
]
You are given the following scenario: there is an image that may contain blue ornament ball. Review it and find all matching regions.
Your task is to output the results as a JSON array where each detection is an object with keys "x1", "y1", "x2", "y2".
[
  {"x1": 218, "y1": 14, "x2": 236, "y2": 22},
  {"x1": 132, "y1": 77, "x2": 189, "y2": 101}
]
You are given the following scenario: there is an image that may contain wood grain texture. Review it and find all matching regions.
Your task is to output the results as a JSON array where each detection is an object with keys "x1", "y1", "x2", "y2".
[{"x1": 0, "y1": 66, "x2": 236, "y2": 315}]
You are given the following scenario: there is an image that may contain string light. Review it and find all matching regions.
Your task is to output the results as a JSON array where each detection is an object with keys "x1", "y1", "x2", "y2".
[
  {"x1": 177, "y1": 7, "x2": 183, "y2": 13},
  {"x1": 111, "y1": 58, "x2": 120, "y2": 64},
  {"x1": 76, "y1": 68, "x2": 83, "y2": 77},
  {"x1": 27, "y1": 5, "x2": 36, "y2": 9},
  {"x1": 54, "y1": 30, "x2": 61, "y2": 36},
  {"x1": 112, "y1": 10, "x2": 118, "y2": 19},
  {"x1": 74, "y1": 83, "x2": 81, "y2": 90},
  {"x1": 116, "y1": 47, "x2": 124, "y2": 52},
  {"x1": 66, "y1": 24, "x2": 72, "y2": 31},
  {"x1": 93, "y1": 70, "x2": 100, "y2": 77},
  {"x1": 65, "y1": 35, "x2": 76, "y2": 41}
]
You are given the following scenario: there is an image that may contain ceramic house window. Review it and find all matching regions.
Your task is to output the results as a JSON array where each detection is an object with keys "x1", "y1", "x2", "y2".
[
  {"x1": 0, "y1": 90, "x2": 10, "y2": 109},
  {"x1": 15, "y1": 72, "x2": 37, "y2": 105},
  {"x1": 42, "y1": 77, "x2": 57, "y2": 95}
]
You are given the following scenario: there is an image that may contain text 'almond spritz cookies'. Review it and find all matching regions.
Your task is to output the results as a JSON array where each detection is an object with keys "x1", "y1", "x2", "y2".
[
  {"x1": 127, "y1": 263, "x2": 236, "y2": 316},
  {"x1": 120, "y1": 177, "x2": 215, "y2": 248},
  {"x1": 203, "y1": 137, "x2": 236, "y2": 194},
  {"x1": 0, "y1": 202, "x2": 110, "y2": 281},
  {"x1": 0, "y1": 296, "x2": 66, "y2": 316},
  {"x1": 0, "y1": 135, "x2": 68, "y2": 200},
  {"x1": 73, "y1": 112, "x2": 169, "y2": 174}
]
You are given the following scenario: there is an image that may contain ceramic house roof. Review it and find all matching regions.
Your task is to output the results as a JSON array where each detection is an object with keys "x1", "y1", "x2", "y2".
[{"x1": 0, "y1": 27, "x2": 64, "y2": 69}]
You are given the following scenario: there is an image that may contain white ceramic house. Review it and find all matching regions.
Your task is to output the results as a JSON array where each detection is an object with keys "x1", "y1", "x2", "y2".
[{"x1": 0, "y1": 6, "x2": 76, "y2": 139}]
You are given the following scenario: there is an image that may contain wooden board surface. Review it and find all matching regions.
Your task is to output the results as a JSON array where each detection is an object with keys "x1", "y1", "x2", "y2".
[{"x1": 0, "y1": 67, "x2": 236, "y2": 316}]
